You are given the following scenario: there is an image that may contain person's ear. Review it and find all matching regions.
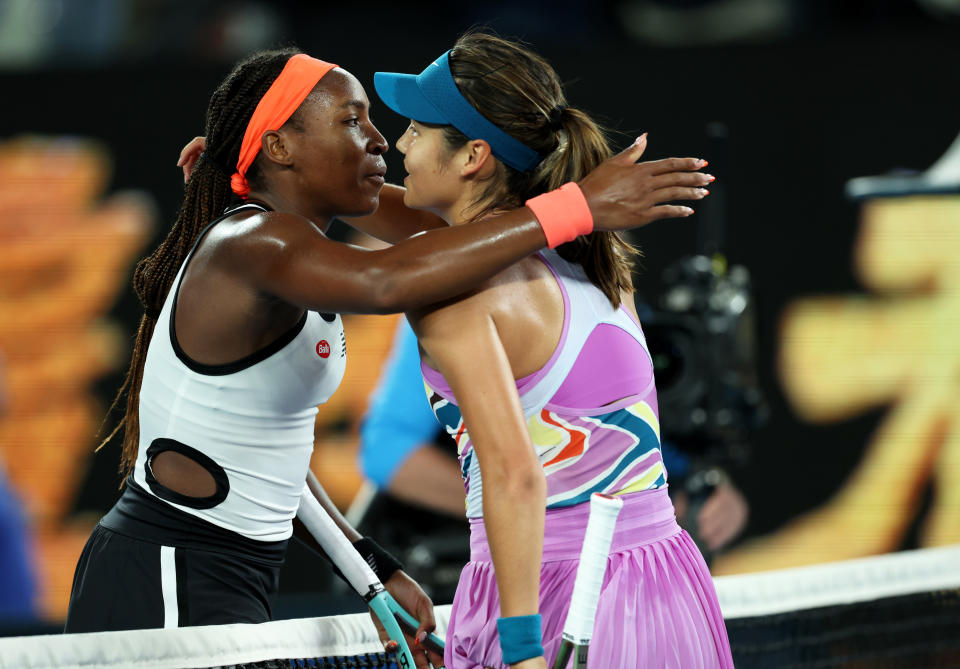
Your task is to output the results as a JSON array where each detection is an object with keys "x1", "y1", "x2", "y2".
[
  {"x1": 260, "y1": 130, "x2": 295, "y2": 167},
  {"x1": 459, "y1": 139, "x2": 495, "y2": 178}
]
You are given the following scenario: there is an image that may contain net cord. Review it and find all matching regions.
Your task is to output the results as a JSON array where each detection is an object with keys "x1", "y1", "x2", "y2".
[
  {"x1": 715, "y1": 544, "x2": 960, "y2": 619},
  {"x1": 0, "y1": 608, "x2": 453, "y2": 669},
  {"x1": 2, "y1": 545, "x2": 959, "y2": 668}
]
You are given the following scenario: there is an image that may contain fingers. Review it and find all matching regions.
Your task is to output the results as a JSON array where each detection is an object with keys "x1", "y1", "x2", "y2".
[
  {"x1": 697, "y1": 498, "x2": 725, "y2": 550},
  {"x1": 700, "y1": 511, "x2": 738, "y2": 551},
  {"x1": 650, "y1": 171, "x2": 715, "y2": 189},
  {"x1": 383, "y1": 631, "x2": 429, "y2": 669},
  {"x1": 415, "y1": 605, "x2": 437, "y2": 638},
  {"x1": 410, "y1": 643, "x2": 430, "y2": 669},
  {"x1": 407, "y1": 626, "x2": 432, "y2": 669},
  {"x1": 608, "y1": 134, "x2": 705, "y2": 174},
  {"x1": 177, "y1": 136, "x2": 207, "y2": 184},
  {"x1": 176, "y1": 136, "x2": 206, "y2": 167},
  {"x1": 413, "y1": 604, "x2": 438, "y2": 666},
  {"x1": 424, "y1": 647, "x2": 445, "y2": 667},
  {"x1": 370, "y1": 611, "x2": 390, "y2": 646},
  {"x1": 609, "y1": 133, "x2": 648, "y2": 165},
  {"x1": 697, "y1": 485, "x2": 749, "y2": 551},
  {"x1": 384, "y1": 639, "x2": 430, "y2": 669},
  {"x1": 652, "y1": 186, "x2": 710, "y2": 204},
  {"x1": 645, "y1": 156, "x2": 709, "y2": 176},
  {"x1": 645, "y1": 204, "x2": 696, "y2": 221}
]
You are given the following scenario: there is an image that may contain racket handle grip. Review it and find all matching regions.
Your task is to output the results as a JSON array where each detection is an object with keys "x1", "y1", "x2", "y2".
[
  {"x1": 563, "y1": 493, "x2": 623, "y2": 643},
  {"x1": 297, "y1": 486, "x2": 381, "y2": 597}
]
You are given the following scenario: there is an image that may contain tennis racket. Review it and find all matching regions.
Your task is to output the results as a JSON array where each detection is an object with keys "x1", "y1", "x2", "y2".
[
  {"x1": 297, "y1": 488, "x2": 445, "y2": 667},
  {"x1": 551, "y1": 493, "x2": 624, "y2": 669}
]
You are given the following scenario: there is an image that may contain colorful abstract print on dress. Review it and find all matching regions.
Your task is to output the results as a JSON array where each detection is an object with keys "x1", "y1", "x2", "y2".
[
  {"x1": 423, "y1": 249, "x2": 666, "y2": 520},
  {"x1": 427, "y1": 388, "x2": 665, "y2": 518},
  {"x1": 534, "y1": 399, "x2": 664, "y2": 507}
]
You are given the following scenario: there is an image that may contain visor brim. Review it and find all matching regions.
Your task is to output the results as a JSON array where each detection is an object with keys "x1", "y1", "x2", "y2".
[{"x1": 373, "y1": 72, "x2": 449, "y2": 125}]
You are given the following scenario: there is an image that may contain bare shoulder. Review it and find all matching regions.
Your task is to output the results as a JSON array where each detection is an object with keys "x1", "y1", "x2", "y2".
[
  {"x1": 206, "y1": 209, "x2": 328, "y2": 271},
  {"x1": 410, "y1": 253, "x2": 562, "y2": 376},
  {"x1": 215, "y1": 209, "x2": 323, "y2": 250},
  {"x1": 412, "y1": 255, "x2": 547, "y2": 323},
  {"x1": 486, "y1": 253, "x2": 561, "y2": 318}
]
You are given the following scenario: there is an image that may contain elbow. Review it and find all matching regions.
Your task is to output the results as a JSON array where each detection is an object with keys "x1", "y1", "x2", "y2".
[
  {"x1": 358, "y1": 247, "x2": 433, "y2": 314},
  {"x1": 489, "y1": 462, "x2": 546, "y2": 506},
  {"x1": 363, "y1": 266, "x2": 409, "y2": 315}
]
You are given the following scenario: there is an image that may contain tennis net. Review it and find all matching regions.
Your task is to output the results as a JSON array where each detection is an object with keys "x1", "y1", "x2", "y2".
[
  {"x1": 0, "y1": 545, "x2": 957, "y2": 668},
  {"x1": 715, "y1": 544, "x2": 960, "y2": 668}
]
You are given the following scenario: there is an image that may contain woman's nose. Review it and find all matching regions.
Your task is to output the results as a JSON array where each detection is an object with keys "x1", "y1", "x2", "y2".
[{"x1": 368, "y1": 124, "x2": 389, "y2": 155}]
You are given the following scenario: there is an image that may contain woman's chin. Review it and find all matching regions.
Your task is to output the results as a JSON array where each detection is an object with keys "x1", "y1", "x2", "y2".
[
  {"x1": 347, "y1": 194, "x2": 381, "y2": 217},
  {"x1": 401, "y1": 190, "x2": 428, "y2": 212}
]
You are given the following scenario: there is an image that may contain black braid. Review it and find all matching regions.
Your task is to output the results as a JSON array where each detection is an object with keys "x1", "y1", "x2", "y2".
[{"x1": 98, "y1": 49, "x2": 303, "y2": 483}]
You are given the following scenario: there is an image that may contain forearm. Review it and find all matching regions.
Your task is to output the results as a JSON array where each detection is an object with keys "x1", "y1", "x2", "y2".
[
  {"x1": 354, "y1": 209, "x2": 547, "y2": 314},
  {"x1": 295, "y1": 469, "x2": 361, "y2": 556},
  {"x1": 341, "y1": 184, "x2": 446, "y2": 244},
  {"x1": 387, "y1": 445, "x2": 467, "y2": 518},
  {"x1": 483, "y1": 467, "x2": 546, "y2": 618},
  {"x1": 271, "y1": 206, "x2": 551, "y2": 316}
]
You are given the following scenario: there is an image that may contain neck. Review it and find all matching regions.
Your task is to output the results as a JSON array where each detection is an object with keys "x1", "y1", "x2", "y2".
[{"x1": 442, "y1": 181, "x2": 495, "y2": 227}]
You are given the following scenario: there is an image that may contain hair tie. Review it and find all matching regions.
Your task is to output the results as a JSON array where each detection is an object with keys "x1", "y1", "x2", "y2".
[
  {"x1": 547, "y1": 106, "x2": 566, "y2": 131},
  {"x1": 230, "y1": 172, "x2": 251, "y2": 198},
  {"x1": 144, "y1": 307, "x2": 162, "y2": 320}
]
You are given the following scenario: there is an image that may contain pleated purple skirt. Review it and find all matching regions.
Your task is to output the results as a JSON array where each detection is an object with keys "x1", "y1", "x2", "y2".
[{"x1": 444, "y1": 487, "x2": 734, "y2": 669}]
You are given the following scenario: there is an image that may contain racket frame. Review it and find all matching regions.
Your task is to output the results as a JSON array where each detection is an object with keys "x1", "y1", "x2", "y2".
[{"x1": 297, "y1": 487, "x2": 432, "y2": 668}]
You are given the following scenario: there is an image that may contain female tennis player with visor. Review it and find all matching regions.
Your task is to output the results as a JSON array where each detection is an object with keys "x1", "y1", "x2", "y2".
[
  {"x1": 374, "y1": 33, "x2": 733, "y2": 668},
  {"x1": 65, "y1": 44, "x2": 707, "y2": 669}
]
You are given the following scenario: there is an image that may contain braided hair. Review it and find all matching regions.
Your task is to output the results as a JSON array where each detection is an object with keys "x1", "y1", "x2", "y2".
[{"x1": 99, "y1": 49, "x2": 302, "y2": 482}]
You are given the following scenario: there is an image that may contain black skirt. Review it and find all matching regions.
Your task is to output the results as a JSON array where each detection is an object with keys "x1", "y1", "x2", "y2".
[{"x1": 64, "y1": 480, "x2": 288, "y2": 633}]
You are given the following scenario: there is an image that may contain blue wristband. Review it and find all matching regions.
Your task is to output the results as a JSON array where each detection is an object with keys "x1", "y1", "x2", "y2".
[{"x1": 497, "y1": 614, "x2": 544, "y2": 665}]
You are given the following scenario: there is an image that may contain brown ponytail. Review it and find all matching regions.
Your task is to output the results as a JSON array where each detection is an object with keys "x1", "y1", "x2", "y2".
[
  {"x1": 440, "y1": 31, "x2": 638, "y2": 306},
  {"x1": 99, "y1": 49, "x2": 302, "y2": 482}
]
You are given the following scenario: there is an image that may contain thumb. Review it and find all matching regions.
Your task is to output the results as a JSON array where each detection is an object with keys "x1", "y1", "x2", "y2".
[
  {"x1": 416, "y1": 604, "x2": 436, "y2": 637},
  {"x1": 610, "y1": 132, "x2": 648, "y2": 165},
  {"x1": 177, "y1": 136, "x2": 206, "y2": 167}
]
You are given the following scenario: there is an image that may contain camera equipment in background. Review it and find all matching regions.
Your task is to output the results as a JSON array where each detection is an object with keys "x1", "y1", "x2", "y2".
[
  {"x1": 642, "y1": 253, "x2": 767, "y2": 562},
  {"x1": 645, "y1": 254, "x2": 765, "y2": 455}
]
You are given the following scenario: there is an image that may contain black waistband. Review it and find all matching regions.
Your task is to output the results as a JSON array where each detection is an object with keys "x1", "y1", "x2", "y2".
[{"x1": 100, "y1": 479, "x2": 288, "y2": 566}]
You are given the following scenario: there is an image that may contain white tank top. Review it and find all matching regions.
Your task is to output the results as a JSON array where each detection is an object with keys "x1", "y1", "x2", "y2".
[{"x1": 133, "y1": 204, "x2": 347, "y2": 541}]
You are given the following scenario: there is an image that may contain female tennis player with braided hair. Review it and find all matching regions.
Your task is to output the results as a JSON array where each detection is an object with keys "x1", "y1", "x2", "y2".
[
  {"x1": 63, "y1": 44, "x2": 705, "y2": 667},
  {"x1": 374, "y1": 33, "x2": 733, "y2": 668}
]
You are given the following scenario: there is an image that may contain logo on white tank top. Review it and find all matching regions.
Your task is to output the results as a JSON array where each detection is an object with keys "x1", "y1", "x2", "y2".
[{"x1": 316, "y1": 340, "x2": 331, "y2": 358}]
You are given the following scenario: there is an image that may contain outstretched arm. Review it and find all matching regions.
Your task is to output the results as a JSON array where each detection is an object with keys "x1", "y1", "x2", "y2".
[
  {"x1": 181, "y1": 132, "x2": 709, "y2": 237},
  {"x1": 230, "y1": 137, "x2": 710, "y2": 315}
]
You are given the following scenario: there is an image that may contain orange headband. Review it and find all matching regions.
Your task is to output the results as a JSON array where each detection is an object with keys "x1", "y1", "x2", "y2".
[{"x1": 231, "y1": 53, "x2": 338, "y2": 198}]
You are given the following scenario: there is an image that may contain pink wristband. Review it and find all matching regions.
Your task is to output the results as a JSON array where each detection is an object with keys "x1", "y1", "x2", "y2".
[{"x1": 525, "y1": 182, "x2": 594, "y2": 249}]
